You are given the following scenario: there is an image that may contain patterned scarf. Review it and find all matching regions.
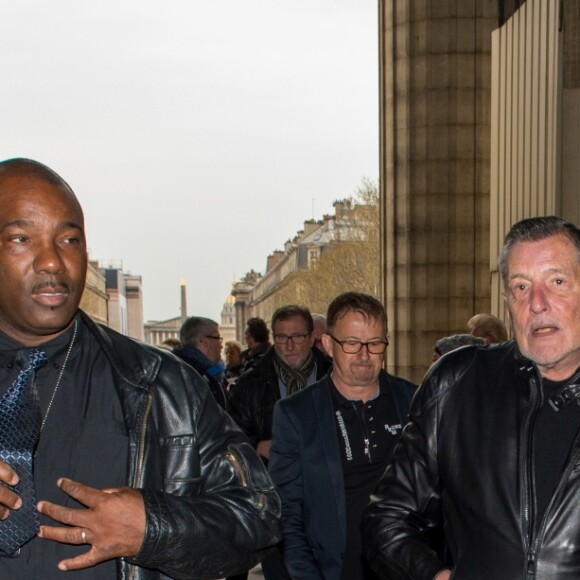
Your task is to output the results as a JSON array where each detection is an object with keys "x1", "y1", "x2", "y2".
[{"x1": 273, "y1": 349, "x2": 316, "y2": 396}]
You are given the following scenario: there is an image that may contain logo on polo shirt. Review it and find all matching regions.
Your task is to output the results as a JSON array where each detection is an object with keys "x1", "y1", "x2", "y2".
[{"x1": 385, "y1": 423, "x2": 402, "y2": 436}]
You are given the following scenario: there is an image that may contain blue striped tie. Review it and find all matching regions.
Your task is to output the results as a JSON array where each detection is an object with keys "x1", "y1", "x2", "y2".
[{"x1": 0, "y1": 348, "x2": 46, "y2": 554}]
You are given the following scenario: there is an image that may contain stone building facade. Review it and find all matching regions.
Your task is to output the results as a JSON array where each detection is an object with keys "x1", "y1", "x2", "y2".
[
  {"x1": 231, "y1": 270, "x2": 262, "y2": 344},
  {"x1": 80, "y1": 261, "x2": 145, "y2": 341},
  {"x1": 232, "y1": 199, "x2": 373, "y2": 339},
  {"x1": 144, "y1": 316, "x2": 183, "y2": 346},
  {"x1": 80, "y1": 260, "x2": 108, "y2": 326},
  {"x1": 144, "y1": 283, "x2": 237, "y2": 357},
  {"x1": 220, "y1": 294, "x2": 237, "y2": 346},
  {"x1": 103, "y1": 267, "x2": 144, "y2": 341},
  {"x1": 144, "y1": 280, "x2": 188, "y2": 346}
]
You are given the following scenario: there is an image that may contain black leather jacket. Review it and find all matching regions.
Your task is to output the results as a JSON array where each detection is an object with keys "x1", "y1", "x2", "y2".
[
  {"x1": 362, "y1": 341, "x2": 580, "y2": 579},
  {"x1": 227, "y1": 347, "x2": 332, "y2": 449},
  {"x1": 82, "y1": 313, "x2": 281, "y2": 580}
]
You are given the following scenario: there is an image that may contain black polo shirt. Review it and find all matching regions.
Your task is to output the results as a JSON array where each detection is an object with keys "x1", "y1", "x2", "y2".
[
  {"x1": 331, "y1": 377, "x2": 403, "y2": 580},
  {"x1": 533, "y1": 373, "x2": 580, "y2": 532},
  {"x1": 0, "y1": 315, "x2": 128, "y2": 579}
]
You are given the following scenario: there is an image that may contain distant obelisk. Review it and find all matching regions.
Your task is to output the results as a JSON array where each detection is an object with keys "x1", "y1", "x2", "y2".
[{"x1": 180, "y1": 279, "x2": 187, "y2": 322}]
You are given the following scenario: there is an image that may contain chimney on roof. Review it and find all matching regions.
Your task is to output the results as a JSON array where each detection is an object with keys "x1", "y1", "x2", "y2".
[
  {"x1": 303, "y1": 219, "x2": 319, "y2": 237},
  {"x1": 334, "y1": 200, "x2": 345, "y2": 220},
  {"x1": 266, "y1": 250, "x2": 285, "y2": 273}
]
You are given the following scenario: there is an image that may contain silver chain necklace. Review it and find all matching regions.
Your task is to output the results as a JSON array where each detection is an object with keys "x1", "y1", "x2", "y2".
[{"x1": 39, "y1": 319, "x2": 78, "y2": 433}]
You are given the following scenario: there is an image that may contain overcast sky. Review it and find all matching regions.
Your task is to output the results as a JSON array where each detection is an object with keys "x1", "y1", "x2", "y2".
[{"x1": 2, "y1": 1, "x2": 378, "y2": 323}]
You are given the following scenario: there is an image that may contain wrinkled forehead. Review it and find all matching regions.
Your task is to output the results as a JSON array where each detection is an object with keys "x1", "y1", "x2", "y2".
[
  {"x1": 507, "y1": 235, "x2": 580, "y2": 270},
  {"x1": 273, "y1": 314, "x2": 309, "y2": 333},
  {"x1": 0, "y1": 173, "x2": 84, "y2": 222}
]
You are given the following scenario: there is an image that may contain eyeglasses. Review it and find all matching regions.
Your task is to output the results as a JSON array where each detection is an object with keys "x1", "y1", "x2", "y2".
[
  {"x1": 205, "y1": 335, "x2": 223, "y2": 343},
  {"x1": 273, "y1": 333, "x2": 311, "y2": 345},
  {"x1": 328, "y1": 333, "x2": 389, "y2": 355}
]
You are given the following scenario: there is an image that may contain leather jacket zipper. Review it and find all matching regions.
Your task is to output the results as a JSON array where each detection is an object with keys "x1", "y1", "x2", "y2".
[
  {"x1": 128, "y1": 393, "x2": 153, "y2": 580},
  {"x1": 135, "y1": 393, "x2": 152, "y2": 486},
  {"x1": 528, "y1": 411, "x2": 580, "y2": 576},
  {"x1": 226, "y1": 450, "x2": 249, "y2": 487},
  {"x1": 523, "y1": 371, "x2": 541, "y2": 577},
  {"x1": 225, "y1": 450, "x2": 267, "y2": 510},
  {"x1": 526, "y1": 367, "x2": 580, "y2": 575}
]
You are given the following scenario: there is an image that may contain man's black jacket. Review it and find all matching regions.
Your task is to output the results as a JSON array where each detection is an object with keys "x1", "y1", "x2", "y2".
[
  {"x1": 227, "y1": 347, "x2": 331, "y2": 448},
  {"x1": 81, "y1": 312, "x2": 281, "y2": 580},
  {"x1": 362, "y1": 341, "x2": 580, "y2": 579}
]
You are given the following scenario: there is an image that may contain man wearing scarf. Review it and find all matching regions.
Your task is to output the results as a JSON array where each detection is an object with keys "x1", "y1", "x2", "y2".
[
  {"x1": 228, "y1": 305, "x2": 331, "y2": 580},
  {"x1": 173, "y1": 316, "x2": 227, "y2": 408}
]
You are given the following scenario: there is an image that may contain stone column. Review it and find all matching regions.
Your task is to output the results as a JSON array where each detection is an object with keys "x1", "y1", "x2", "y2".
[{"x1": 379, "y1": 0, "x2": 498, "y2": 382}]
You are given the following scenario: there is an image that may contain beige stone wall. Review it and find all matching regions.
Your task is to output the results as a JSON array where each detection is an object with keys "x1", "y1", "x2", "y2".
[
  {"x1": 561, "y1": 0, "x2": 580, "y2": 226},
  {"x1": 489, "y1": 0, "x2": 570, "y2": 313},
  {"x1": 80, "y1": 261, "x2": 108, "y2": 325},
  {"x1": 379, "y1": 0, "x2": 497, "y2": 383},
  {"x1": 562, "y1": 87, "x2": 580, "y2": 224},
  {"x1": 249, "y1": 250, "x2": 299, "y2": 319}
]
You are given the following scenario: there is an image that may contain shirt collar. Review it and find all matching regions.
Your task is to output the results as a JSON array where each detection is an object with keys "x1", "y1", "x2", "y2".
[
  {"x1": 0, "y1": 314, "x2": 82, "y2": 367},
  {"x1": 329, "y1": 375, "x2": 384, "y2": 408}
]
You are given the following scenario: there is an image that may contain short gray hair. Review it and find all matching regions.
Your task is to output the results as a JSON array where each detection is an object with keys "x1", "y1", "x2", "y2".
[
  {"x1": 180, "y1": 317, "x2": 218, "y2": 345},
  {"x1": 499, "y1": 216, "x2": 580, "y2": 290}
]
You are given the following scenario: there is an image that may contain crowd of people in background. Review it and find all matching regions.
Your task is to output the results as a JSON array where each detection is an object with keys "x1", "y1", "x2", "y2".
[
  {"x1": 161, "y1": 293, "x2": 513, "y2": 579},
  {"x1": 167, "y1": 307, "x2": 511, "y2": 414}
]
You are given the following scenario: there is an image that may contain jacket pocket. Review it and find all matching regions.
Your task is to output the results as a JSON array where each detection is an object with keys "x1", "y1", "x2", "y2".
[{"x1": 160, "y1": 435, "x2": 202, "y2": 495}]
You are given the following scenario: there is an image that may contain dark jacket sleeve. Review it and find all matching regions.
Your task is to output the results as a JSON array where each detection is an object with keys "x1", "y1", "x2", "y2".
[
  {"x1": 361, "y1": 370, "x2": 447, "y2": 580},
  {"x1": 227, "y1": 374, "x2": 262, "y2": 447},
  {"x1": 388, "y1": 373, "x2": 416, "y2": 423},
  {"x1": 269, "y1": 400, "x2": 325, "y2": 580},
  {"x1": 130, "y1": 361, "x2": 282, "y2": 579}
]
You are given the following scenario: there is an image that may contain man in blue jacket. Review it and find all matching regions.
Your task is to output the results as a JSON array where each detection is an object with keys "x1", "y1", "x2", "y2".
[{"x1": 269, "y1": 292, "x2": 415, "y2": 580}]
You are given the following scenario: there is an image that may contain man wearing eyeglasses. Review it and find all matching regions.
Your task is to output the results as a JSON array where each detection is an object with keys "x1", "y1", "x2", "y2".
[
  {"x1": 173, "y1": 316, "x2": 227, "y2": 408},
  {"x1": 228, "y1": 305, "x2": 331, "y2": 580},
  {"x1": 269, "y1": 292, "x2": 415, "y2": 580}
]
